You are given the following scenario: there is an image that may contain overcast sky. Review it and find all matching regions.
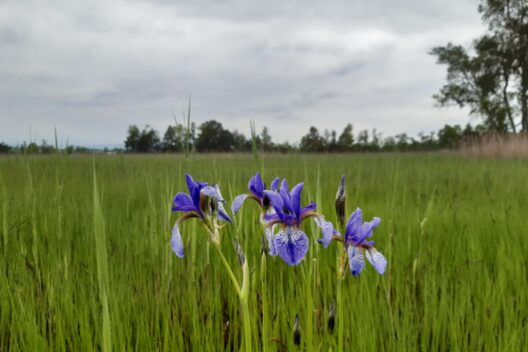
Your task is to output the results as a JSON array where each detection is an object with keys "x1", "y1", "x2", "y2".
[{"x1": 1, "y1": 0, "x2": 485, "y2": 147}]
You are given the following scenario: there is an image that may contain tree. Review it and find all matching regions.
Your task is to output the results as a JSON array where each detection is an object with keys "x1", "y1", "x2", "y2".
[
  {"x1": 337, "y1": 124, "x2": 354, "y2": 151},
  {"x1": 162, "y1": 124, "x2": 184, "y2": 152},
  {"x1": 432, "y1": 0, "x2": 528, "y2": 132},
  {"x1": 431, "y1": 38, "x2": 509, "y2": 132},
  {"x1": 195, "y1": 120, "x2": 235, "y2": 152},
  {"x1": 137, "y1": 126, "x2": 161, "y2": 152},
  {"x1": 327, "y1": 130, "x2": 338, "y2": 152},
  {"x1": 125, "y1": 125, "x2": 140, "y2": 152},
  {"x1": 479, "y1": 0, "x2": 528, "y2": 132},
  {"x1": 417, "y1": 131, "x2": 437, "y2": 150},
  {"x1": 382, "y1": 136, "x2": 397, "y2": 151},
  {"x1": 437, "y1": 124, "x2": 463, "y2": 148},
  {"x1": 370, "y1": 128, "x2": 382, "y2": 149},
  {"x1": 124, "y1": 125, "x2": 161, "y2": 152},
  {"x1": 232, "y1": 130, "x2": 249, "y2": 151},
  {"x1": 300, "y1": 126, "x2": 325, "y2": 152},
  {"x1": 261, "y1": 127, "x2": 273, "y2": 151},
  {"x1": 357, "y1": 129, "x2": 369, "y2": 146},
  {"x1": 395, "y1": 133, "x2": 410, "y2": 151},
  {"x1": 0, "y1": 142, "x2": 11, "y2": 154}
]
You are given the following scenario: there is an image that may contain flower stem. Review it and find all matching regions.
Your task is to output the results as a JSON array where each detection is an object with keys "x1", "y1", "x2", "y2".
[
  {"x1": 240, "y1": 259, "x2": 252, "y2": 352},
  {"x1": 214, "y1": 243, "x2": 241, "y2": 297},
  {"x1": 337, "y1": 275, "x2": 344, "y2": 351},
  {"x1": 301, "y1": 264, "x2": 314, "y2": 351},
  {"x1": 260, "y1": 253, "x2": 269, "y2": 352},
  {"x1": 336, "y1": 248, "x2": 346, "y2": 351}
]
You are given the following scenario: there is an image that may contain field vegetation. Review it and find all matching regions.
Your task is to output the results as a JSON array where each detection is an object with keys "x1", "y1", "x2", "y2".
[{"x1": 0, "y1": 153, "x2": 526, "y2": 351}]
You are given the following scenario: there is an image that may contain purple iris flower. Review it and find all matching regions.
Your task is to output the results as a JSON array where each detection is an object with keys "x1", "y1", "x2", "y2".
[
  {"x1": 343, "y1": 208, "x2": 387, "y2": 276},
  {"x1": 231, "y1": 172, "x2": 280, "y2": 216},
  {"x1": 263, "y1": 179, "x2": 335, "y2": 266},
  {"x1": 170, "y1": 174, "x2": 232, "y2": 258}
]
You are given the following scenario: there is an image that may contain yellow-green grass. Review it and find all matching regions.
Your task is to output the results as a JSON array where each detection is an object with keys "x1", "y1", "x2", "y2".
[{"x1": 0, "y1": 153, "x2": 526, "y2": 351}]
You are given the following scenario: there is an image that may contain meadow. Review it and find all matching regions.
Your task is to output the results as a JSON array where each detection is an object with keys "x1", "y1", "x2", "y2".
[{"x1": 0, "y1": 153, "x2": 526, "y2": 351}]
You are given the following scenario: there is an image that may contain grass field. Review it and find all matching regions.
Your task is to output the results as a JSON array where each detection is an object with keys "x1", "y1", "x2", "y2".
[{"x1": 0, "y1": 153, "x2": 526, "y2": 351}]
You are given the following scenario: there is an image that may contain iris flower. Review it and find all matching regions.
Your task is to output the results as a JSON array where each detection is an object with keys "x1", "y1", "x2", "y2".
[
  {"x1": 231, "y1": 172, "x2": 283, "y2": 255},
  {"x1": 342, "y1": 208, "x2": 387, "y2": 276},
  {"x1": 170, "y1": 174, "x2": 232, "y2": 258},
  {"x1": 231, "y1": 172, "x2": 280, "y2": 216},
  {"x1": 262, "y1": 179, "x2": 335, "y2": 266}
]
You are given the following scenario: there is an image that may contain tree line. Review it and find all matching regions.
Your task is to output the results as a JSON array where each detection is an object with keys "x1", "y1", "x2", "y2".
[
  {"x1": 0, "y1": 120, "x2": 486, "y2": 155},
  {"x1": 0, "y1": 141, "x2": 107, "y2": 155},
  {"x1": 120, "y1": 120, "x2": 487, "y2": 154}
]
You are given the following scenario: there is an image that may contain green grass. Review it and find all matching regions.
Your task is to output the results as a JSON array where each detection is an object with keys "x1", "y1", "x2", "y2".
[{"x1": 0, "y1": 153, "x2": 526, "y2": 351}]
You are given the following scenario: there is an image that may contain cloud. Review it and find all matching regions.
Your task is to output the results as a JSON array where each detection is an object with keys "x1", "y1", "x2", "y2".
[{"x1": 0, "y1": 0, "x2": 484, "y2": 146}]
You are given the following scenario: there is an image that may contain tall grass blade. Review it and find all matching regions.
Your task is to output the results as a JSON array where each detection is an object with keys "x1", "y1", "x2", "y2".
[
  {"x1": 93, "y1": 164, "x2": 112, "y2": 351},
  {"x1": 250, "y1": 120, "x2": 260, "y2": 169}
]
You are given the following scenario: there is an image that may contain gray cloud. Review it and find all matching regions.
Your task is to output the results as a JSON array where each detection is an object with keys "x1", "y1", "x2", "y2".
[{"x1": 0, "y1": 0, "x2": 484, "y2": 146}]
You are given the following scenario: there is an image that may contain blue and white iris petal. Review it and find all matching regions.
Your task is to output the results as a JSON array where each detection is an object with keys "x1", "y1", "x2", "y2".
[
  {"x1": 263, "y1": 180, "x2": 337, "y2": 266},
  {"x1": 170, "y1": 174, "x2": 231, "y2": 258},
  {"x1": 231, "y1": 172, "x2": 280, "y2": 215},
  {"x1": 343, "y1": 208, "x2": 387, "y2": 276}
]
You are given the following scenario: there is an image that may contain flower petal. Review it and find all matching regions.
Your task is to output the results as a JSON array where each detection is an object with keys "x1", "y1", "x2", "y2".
[
  {"x1": 185, "y1": 174, "x2": 201, "y2": 207},
  {"x1": 314, "y1": 216, "x2": 336, "y2": 248},
  {"x1": 172, "y1": 192, "x2": 198, "y2": 212},
  {"x1": 264, "y1": 190, "x2": 285, "y2": 221},
  {"x1": 270, "y1": 177, "x2": 280, "y2": 191},
  {"x1": 279, "y1": 179, "x2": 292, "y2": 212},
  {"x1": 290, "y1": 182, "x2": 304, "y2": 222},
  {"x1": 265, "y1": 225, "x2": 278, "y2": 256},
  {"x1": 248, "y1": 173, "x2": 265, "y2": 199},
  {"x1": 170, "y1": 222, "x2": 184, "y2": 258},
  {"x1": 214, "y1": 185, "x2": 232, "y2": 223},
  {"x1": 345, "y1": 208, "x2": 363, "y2": 243},
  {"x1": 348, "y1": 246, "x2": 365, "y2": 276},
  {"x1": 263, "y1": 212, "x2": 281, "y2": 223},
  {"x1": 185, "y1": 174, "x2": 196, "y2": 195},
  {"x1": 366, "y1": 248, "x2": 387, "y2": 275},
  {"x1": 218, "y1": 210, "x2": 232, "y2": 223},
  {"x1": 231, "y1": 194, "x2": 249, "y2": 215},
  {"x1": 300, "y1": 201, "x2": 317, "y2": 216},
  {"x1": 362, "y1": 217, "x2": 381, "y2": 238},
  {"x1": 273, "y1": 227, "x2": 309, "y2": 265},
  {"x1": 200, "y1": 185, "x2": 218, "y2": 199},
  {"x1": 356, "y1": 217, "x2": 380, "y2": 244}
]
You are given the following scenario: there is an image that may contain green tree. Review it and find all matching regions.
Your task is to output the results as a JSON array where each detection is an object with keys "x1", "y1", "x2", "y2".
[
  {"x1": 327, "y1": 130, "x2": 338, "y2": 152},
  {"x1": 432, "y1": 0, "x2": 528, "y2": 132},
  {"x1": 0, "y1": 142, "x2": 12, "y2": 154},
  {"x1": 162, "y1": 124, "x2": 185, "y2": 152},
  {"x1": 231, "y1": 130, "x2": 249, "y2": 151},
  {"x1": 300, "y1": 126, "x2": 325, "y2": 152},
  {"x1": 431, "y1": 38, "x2": 509, "y2": 132},
  {"x1": 125, "y1": 125, "x2": 140, "y2": 152},
  {"x1": 479, "y1": 0, "x2": 528, "y2": 132},
  {"x1": 261, "y1": 127, "x2": 273, "y2": 151},
  {"x1": 357, "y1": 129, "x2": 369, "y2": 146},
  {"x1": 337, "y1": 124, "x2": 354, "y2": 151},
  {"x1": 137, "y1": 126, "x2": 161, "y2": 152},
  {"x1": 124, "y1": 125, "x2": 160, "y2": 153},
  {"x1": 195, "y1": 120, "x2": 235, "y2": 152},
  {"x1": 437, "y1": 124, "x2": 463, "y2": 148}
]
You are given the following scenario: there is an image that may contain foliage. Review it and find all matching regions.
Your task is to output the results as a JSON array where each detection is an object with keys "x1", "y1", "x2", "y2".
[
  {"x1": 0, "y1": 154, "x2": 525, "y2": 350},
  {"x1": 0, "y1": 142, "x2": 12, "y2": 154},
  {"x1": 162, "y1": 124, "x2": 186, "y2": 152},
  {"x1": 432, "y1": 0, "x2": 528, "y2": 132},
  {"x1": 195, "y1": 120, "x2": 236, "y2": 152},
  {"x1": 300, "y1": 127, "x2": 326, "y2": 152},
  {"x1": 124, "y1": 125, "x2": 161, "y2": 153},
  {"x1": 337, "y1": 124, "x2": 354, "y2": 151}
]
